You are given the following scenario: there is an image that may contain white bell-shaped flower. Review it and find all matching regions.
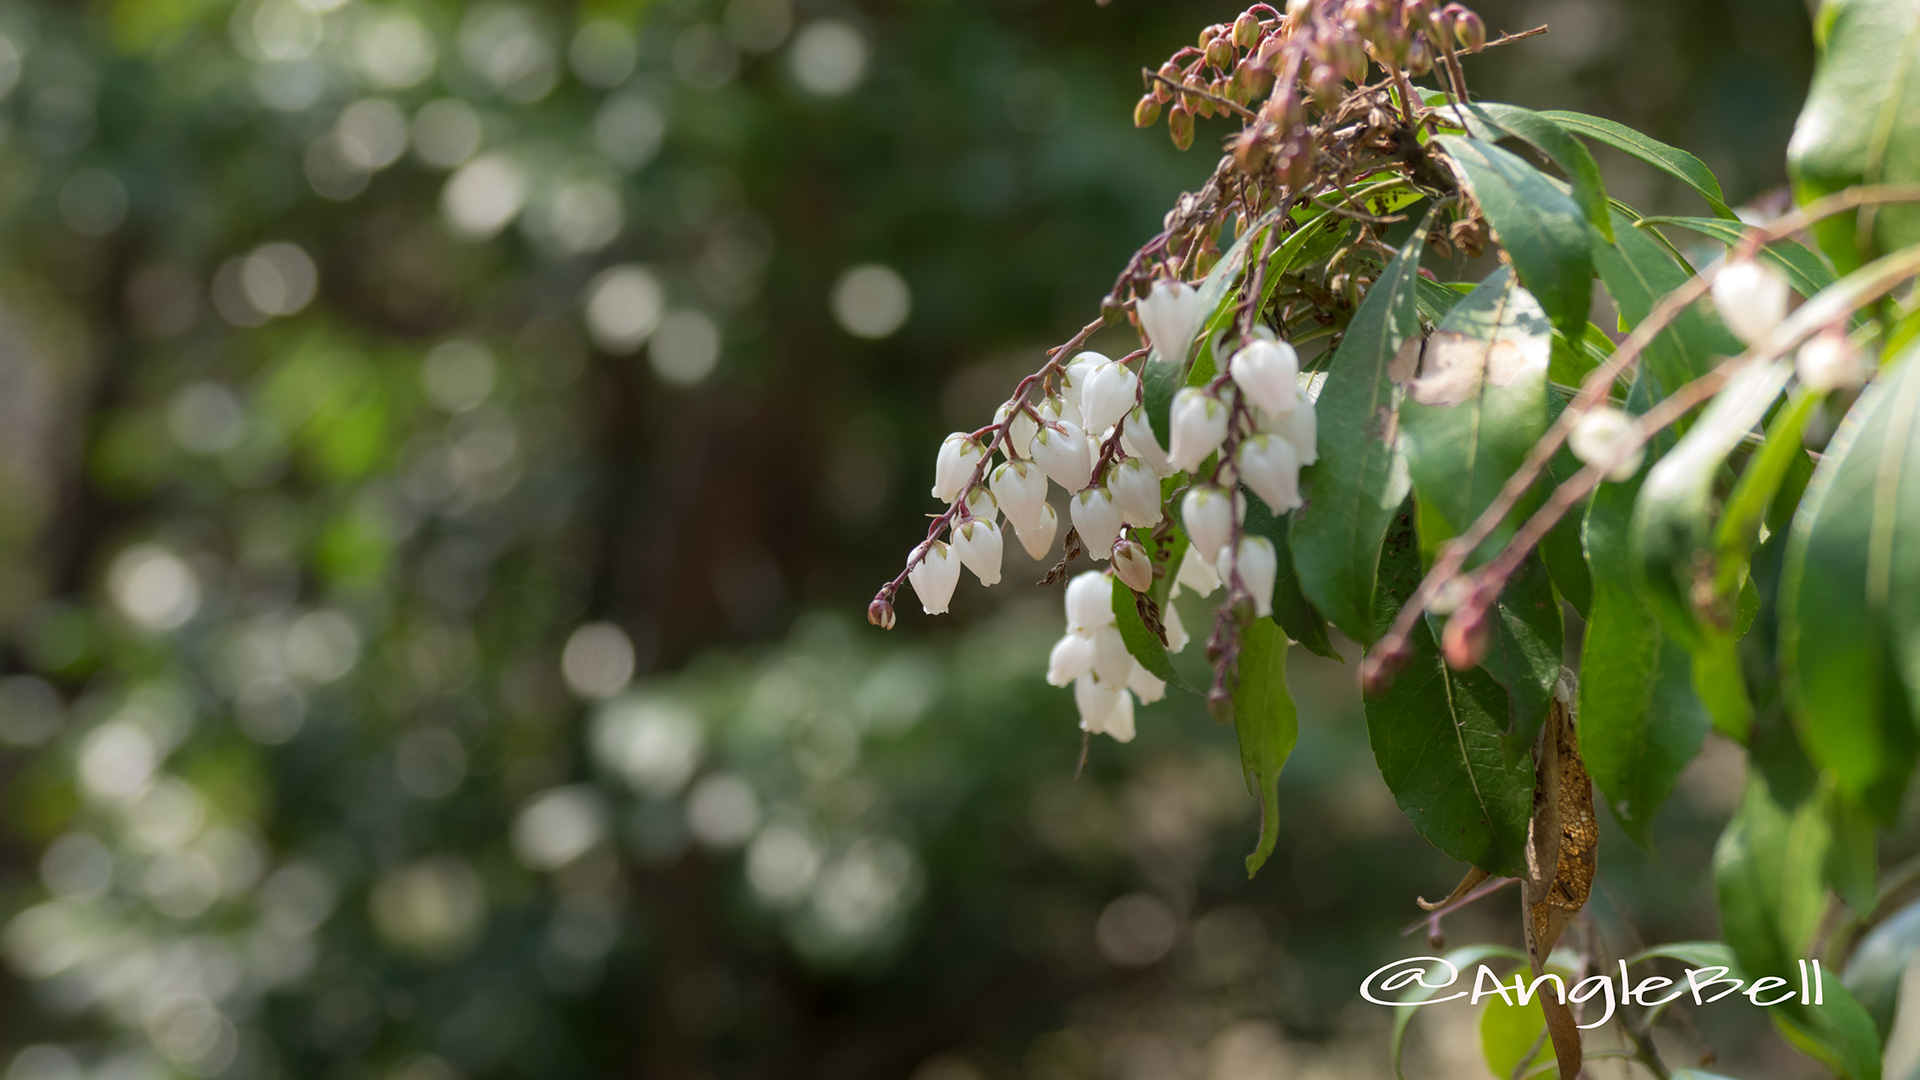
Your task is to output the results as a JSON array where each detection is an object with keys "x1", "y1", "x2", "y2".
[
  {"x1": 1046, "y1": 633, "x2": 1095, "y2": 687},
  {"x1": 1569, "y1": 406, "x2": 1644, "y2": 482},
  {"x1": 1073, "y1": 673, "x2": 1122, "y2": 735},
  {"x1": 1029, "y1": 420, "x2": 1094, "y2": 492},
  {"x1": 1180, "y1": 485, "x2": 1239, "y2": 568},
  {"x1": 1138, "y1": 278, "x2": 1203, "y2": 364},
  {"x1": 1103, "y1": 687, "x2": 1137, "y2": 742},
  {"x1": 963, "y1": 485, "x2": 998, "y2": 524},
  {"x1": 1237, "y1": 433, "x2": 1303, "y2": 515},
  {"x1": 1065, "y1": 570, "x2": 1115, "y2": 634},
  {"x1": 1175, "y1": 545, "x2": 1221, "y2": 597},
  {"x1": 1090, "y1": 625, "x2": 1130, "y2": 685},
  {"x1": 1081, "y1": 360, "x2": 1140, "y2": 435},
  {"x1": 1070, "y1": 485, "x2": 1124, "y2": 558},
  {"x1": 1168, "y1": 388, "x2": 1230, "y2": 472},
  {"x1": 1264, "y1": 392, "x2": 1318, "y2": 465},
  {"x1": 1163, "y1": 598, "x2": 1189, "y2": 653},
  {"x1": 1127, "y1": 659, "x2": 1167, "y2": 704},
  {"x1": 1062, "y1": 352, "x2": 1104, "y2": 427},
  {"x1": 1120, "y1": 404, "x2": 1174, "y2": 474},
  {"x1": 1229, "y1": 338, "x2": 1300, "y2": 417},
  {"x1": 1219, "y1": 535, "x2": 1278, "y2": 618},
  {"x1": 951, "y1": 516, "x2": 1003, "y2": 586},
  {"x1": 1013, "y1": 502, "x2": 1059, "y2": 560},
  {"x1": 906, "y1": 540, "x2": 960, "y2": 615},
  {"x1": 1796, "y1": 330, "x2": 1870, "y2": 393},
  {"x1": 932, "y1": 433, "x2": 986, "y2": 502},
  {"x1": 1037, "y1": 395, "x2": 1072, "y2": 426},
  {"x1": 995, "y1": 401, "x2": 1038, "y2": 459},
  {"x1": 1111, "y1": 459, "x2": 1164, "y2": 527},
  {"x1": 991, "y1": 459, "x2": 1049, "y2": 530},
  {"x1": 1112, "y1": 538, "x2": 1154, "y2": 593},
  {"x1": 1711, "y1": 258, "x2": 1790, "y2": 347}
]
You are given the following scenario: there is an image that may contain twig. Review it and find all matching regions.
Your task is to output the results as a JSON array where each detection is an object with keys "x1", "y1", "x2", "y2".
[{"x1": 1142, "y1": 68, "x2": 1256, "y2": 121}]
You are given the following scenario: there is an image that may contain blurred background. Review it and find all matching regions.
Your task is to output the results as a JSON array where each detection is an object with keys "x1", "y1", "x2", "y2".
[{"x1": 0, "y1": 0, "x2": 1830, "y2": 1077}]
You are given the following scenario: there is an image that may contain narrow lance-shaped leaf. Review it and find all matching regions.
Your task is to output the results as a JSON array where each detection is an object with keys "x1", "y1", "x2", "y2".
[
  {"x1": 1591, "y1": 205, "x2": 1743, "y2": 400},
  {"x1": 1782, "y1": 338, "x2": 1920, "y2": 821},
  {"x1": 1436, "y1": 136, "x2": 1593, "y2": 339},
  {"x1": 1786, "y1": 0, "x2": 1920, "y2": 270},
  {"x1": 1460, "y1": 101, "x2": 1614, "y2": 242},
  {"x1": 1233, "y1": 619, "x2": 1299, "y2": 877},
  {"x1": 1539, "y1": 108, "x2": 1736, "y2": 219},
  {"x1": 1364, "y1": 504, "x2": 1534, "y2": 877},
  {"x1": 1637, "y1": 216, "x2": 1839, "y2": 300},
  {"x1": 1579, "y1": 478, "x2": 1711, "y2": 847},
  {"x1": 1291, "y1": 216, "x2": 1431, "y2": 643}
]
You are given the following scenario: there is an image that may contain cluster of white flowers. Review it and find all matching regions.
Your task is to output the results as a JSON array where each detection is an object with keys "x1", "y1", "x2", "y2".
[{"x1": 889, "y1": 275, "x2": 1326, "y2": 743}]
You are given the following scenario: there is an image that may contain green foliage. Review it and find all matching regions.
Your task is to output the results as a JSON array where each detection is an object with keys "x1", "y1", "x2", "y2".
[
  {"x1": 1230, "y1": 619, "x2": 1297, "y2": 876},
  {"x1": 1435, "y1": 137, "x2": 1593, "y2": 339}
]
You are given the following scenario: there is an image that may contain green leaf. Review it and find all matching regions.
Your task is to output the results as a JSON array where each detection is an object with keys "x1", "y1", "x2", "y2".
[
  {"x1": 1232, "y1": 619, "x2": 1299, "y2": 877},
  {"x1": 1391, "y1": 945, "x2": 1527, "y2": 1080},
  {"x1": 1481, "y1": 553, "x2": 1563, "y2": 759},
  {"x1": 1365, "y1": 505, "x2": 1534, "y2": 877},
  {"x1": 1844, "y1": 897, "x2": 1920, "y2": 1040},
  {"x1": 1715, "y1": 774, "x2": 1885, "y2": 1080},
  {"x1": 1480, "y1": 990, "x2": 1552, "y2": 1080},
  {"x1": 1398, "y1": 269, "x2": 1554, "y2": 553},
  {"x1": 1112, "y1": 572, "x2": 1201, "y2": 697},
  {"x1": 1538, "y1": 109, "x2": 1735, "y2": 219},
  {"x1": 1538, "y1": 396, "x2": 1594, "y2": 619},
  {"x1": 1716, "y1": 387, "x2": 1822, "y2": 600},
  {"x1": 1580, "y1": 479, "x2": 1711, "y2": 847},
  {"x1": 1591, "y1": 206, "x2": 1743, "y2": 400},
  {"x1": 1637, "y1": 216, "x2": 1839, "y2": 300},
  {"x1": 1292, "y1": 218, "x2": 1429, "y2": 643},
  {"x1": 1787, "y1": 0, "x2": 1920, "y2": 271},
  {"x1": 1624, "y1": 940, "x2": 1741, "y2": 971},
  {"x1": 1241, "y1": 497, "x2": 1339, "y2": 660},
  {"x1": 1782, "y1": 340, "x2": 1920, "y2": 820},
  {"x1": 1826, "y1": 785, "x2": 1878, "y2": 917},
  {"x1": 1435, "y1": 136, "x2": 1593, "y2": 338},
  {"x1": 1460, "y1": 102, "x2": 1614, "y2": 242},
  {"x1": 1631, "y1": 358, "x2": 1792, "y2": 641}
]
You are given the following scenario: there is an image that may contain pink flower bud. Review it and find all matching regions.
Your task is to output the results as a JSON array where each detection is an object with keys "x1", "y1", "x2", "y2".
[
  {"x1": 1113, "y1": 539, "x2": 1154, "y2": 593},
  {"x1": 867, "y1": 598, "x2": 896, "y2": 629}
]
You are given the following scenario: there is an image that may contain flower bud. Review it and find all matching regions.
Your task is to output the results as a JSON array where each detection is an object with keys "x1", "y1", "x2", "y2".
[
  {"x1": 906, "y1": 540, "x2": 960, "y2": 615},
  {"x1": 1134, "y1": 94, "x2": 1162, "y2": 128},
  {"x1": 1121, "y1": 404, "x2": 1175, "y2": 475},
  {"x1": 1168, "y1": 102, "x2": 1195, "y2": 150},
  {"x1": 1198, "y1": 24, "x2": 1220, "y2": 49},
  {"x1": 1138, "y1": 279, "x2": 1204, "y2": 367},
  {"x1": 1237, "y1": 433, "x2": 1303, "y2": 516},
  {"x1": 1330, "y1": 33, "x2": 1367, "y2": 82},
  {"x1": 1070, "y1": 485, "x2": 1125, "y2": 558},
  {"x1": 1180, "y1": 484, "x2": 1240, "y2": 568},
  {"x1": 1029, "y1": 420, "x2": 1095, "y2": 492},
  {"x1": 932, "y1": 432, "x2": 987, "y2": 502},
  {"x1": 1569, "y1": 406, "x2": 1645, "y2": 482},
  {"x1": 1796, "y1": 329, "x2": 1870, "y2": 393},
  {"x1": 1167, "y1": 388, "x2": 1230, "y2": 472},
  {"x1": 991, "y1": 459, "x2": 1049, "y2": 530},
  {"x1": 1348, "y1": 0, "x2": 1385, "y2": 37},
  {"x1": 1405, "y1": 35, "x2": 1433, "y2": 75},
  {"x1": 1218, "y1": 535, "x2": 1278, "y2": 618},
  {"x1": 1082, "y1": 360, "x2": 1141, "y2": 434},
  {"x1": 1229, "y1": 338, "x2": 1301, "y2": 417},
  {"x1": 1442, "y1": 605, "x2": 1491, "y2": 670},
  {"x1": 867, "y1": 598, "x2": 896, "y2": 629},
  {"x1": 1163, "y1": 600, "x2": 1190, "y2": 653},
  {"x1": 1307, "y1": 62, "x2": 1344, "y2": 107},
  {"x1": 1066, "y1": 570, "x2": 1116, "y2": 633},
  {"x1": 1113, "y1": 539, "x2": 1154, "y2": 593},
  {"x1": 1110, "y1": 458, "x2": 1164, "y2": 527},
  {"x1": 1452, "y1": 8, "x2": 1486, "y2": 52},
  {"x1": 1233, "y1": 10, "x2": 1262, "y2": 49},
  {"x1": 1091, "y1": 625, "x2": 1131, "y2": 684},
  {"x1": 964, "y1": 484, "x2": 998, "y2": 524},
  {"x1": 1047, "y1": 632, "x2": 1096, "y2": 687},
  {"x1": 1207, "y1": 34, "x2": 1235, "y2": 68},
  {"x1": 994, "y1": 401, "x2": 1039, "y2": 459},
  {"x1": 951, "y1": 516, "x2": 1004, "y2": 586},
  {"x1": 1206, "y1": 684, "x2": 1235, "y2": 725},
  {"x1": 1074, "y1": 673, "x2": 1122, "y2": 735},
  {"x1": 1361, "y1": 639, "x2": 1412, "y2": 697},
  {"x1": 1403, "y1": 0, "x2": 1434, "y2": 33},
  {"x1": 1265, "y1": 391, "x2": 1318, "y2": 465},
  {"x1": 1430, "y1": 5, "x2": 1457, "y2": 44},
  {"x1": 1175, "y1": 545, "x2": 1222, "y2": 598},
  {"x1": 1128, "y1": 659, "x2": 1168, "y2": 703},
  {"x1": 1013, "y1": 502, "x2": 1060, "y2": 560}
]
